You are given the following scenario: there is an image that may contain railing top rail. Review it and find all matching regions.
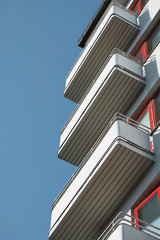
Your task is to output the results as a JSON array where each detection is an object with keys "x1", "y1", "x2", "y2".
[
  {"x1": 98, "y1": 212, "x2": 160, "y2": 240},
  {"x1": 150, "y1": 120, "x2": 160, "y2": 136},
  {"x1": 110, "y1": 48, "x2": 141, "y2": 65},
  {"x1": 61, "y1": 48, "x2": 142, "y2": 135},
  {"x1": 52, "y1": 113, "x2": 151, "y2": 209},
  {"x1": 65, "y1": 0, "x2": 138, "y2": 84}
]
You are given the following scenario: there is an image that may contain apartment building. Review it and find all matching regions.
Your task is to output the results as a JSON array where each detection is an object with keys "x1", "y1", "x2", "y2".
[{"x1": 49, "y1": 0, "x2": 160, "y2": 239}]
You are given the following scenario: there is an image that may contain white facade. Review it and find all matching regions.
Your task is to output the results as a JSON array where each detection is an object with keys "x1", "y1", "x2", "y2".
[{"x1": 49, "y1": 0, "x2": 160, "y2": 239}]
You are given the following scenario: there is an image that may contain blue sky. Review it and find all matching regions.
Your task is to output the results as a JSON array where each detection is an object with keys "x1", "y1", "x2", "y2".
[{"x1": 0, "y1": 0, "x2": 102, "y2": 239}]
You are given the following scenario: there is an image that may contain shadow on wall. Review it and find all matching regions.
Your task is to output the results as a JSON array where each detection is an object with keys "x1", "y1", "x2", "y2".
[
  {"x1": 130, "y1": 5, "x2": 152, "y2": 56},
  {"x1": 138, "y1": 5, "x2": 151, "y2": 31},
  {"x1": 129, "y1": 43, "x2": 160, "y2": 120},
  {"x1": 153, "y1": 130, "x2": 160, "y2": 158},
  {"x1": 144, "y1": 53, "x2": 159, "y2": 84}
]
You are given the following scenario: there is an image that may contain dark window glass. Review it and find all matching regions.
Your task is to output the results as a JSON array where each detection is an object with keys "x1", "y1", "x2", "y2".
[
  {"x1": 138, "y1": 193, "x2": 160, "y2": 228},
  {"x1": 136, "y1": 48, "x2": 143, "y2": 63},
  {"x1": 148, "y1": 25, "x2": 160, "y2": 52},
  {"x1": 132, "y1": 0, "x2": 148, "y2": 15},
  {"x1": 141, "y1": 0, "x2": 148, "y2": 7},
  {"x1": 155, "y1": 93, "x2": 160, "y2": 121},
  {"x1": 133, "y1": 6, "x2": 138, "y2": 14},
  {"x1": 138, "y1": 108, "x2": 150, "y2": 128}
]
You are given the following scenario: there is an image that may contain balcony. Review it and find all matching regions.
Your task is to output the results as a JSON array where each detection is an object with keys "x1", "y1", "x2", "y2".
[
  {"x1": 78, "y1": 0, "x2": 129, "y2": 48},
  {"x1": 98, "y1": 212, "x2": 160, "y2": 240},
  {"x1": 58, "y1": 49, "x2": 145, "y2": 166},
  {"x1": 64, "y1": 2, "x2": 140, "y2": 103},
  {"x1": 49, "y1": 114, "x2": 154, "y2": 240}
]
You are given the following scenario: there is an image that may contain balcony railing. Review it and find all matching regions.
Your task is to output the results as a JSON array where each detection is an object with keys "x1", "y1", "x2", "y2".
[
  {"x1": 49, "y1": 113, "x2": 154, "y2": 240},
  {"x1": 64, "y1": 1, "x2": 139, "y2": 102},
  {"x1": 58, "y1": 47, "x2": 145, "y2": 165},
  {"x1": 98, "y1": 212, "x2": 160, "y2": 240},
  {"x1": 61, "y1": 49, "x2": 142, "y2": 135},
  {"x1": 66, "y1": 1, "x2": 138, "y2": 80},
  {"x1": 80, "y1": 1, "x2": 137, "y2": 48},
  {"x1": 53, "y1": 113, "x2": 151, "y2": 210}
]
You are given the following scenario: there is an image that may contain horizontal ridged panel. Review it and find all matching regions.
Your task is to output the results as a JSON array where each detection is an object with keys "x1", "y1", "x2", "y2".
[
  {"x1": 58, "y1": 69, "x2": 145, "y2": 166},
  {"x1": 50, "y1": 142, "x2": 153, "y2": 240},
  {"x1": 64, "y1": 16, "x2": 139, "y2": 103}
]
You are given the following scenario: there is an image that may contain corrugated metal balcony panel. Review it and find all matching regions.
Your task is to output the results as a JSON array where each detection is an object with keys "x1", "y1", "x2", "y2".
[
  {"x1": 59, "y1": 72, "x2": 144, "y2": 166},
  {"x1": 58, "y1": 51, "x2": 145, "y2": 166},
  {"x1": 78, "y1": 0, "x2": 129, "y2": 48},
  {"x1": 51, "y1": 152, "x2": 151, "y2": 240},
  {"x1": 60, "y1": 51, "x2": 143, "y2": 145},
  {"x1": 66, "y1": 150, "x2": 152, "y2": 240},
  {"x1": 64, "y1": 2, "x2": 139, "y2": 103},
  {"x1": 49, "y1": 119, "x2": 154, "y2": 240}
]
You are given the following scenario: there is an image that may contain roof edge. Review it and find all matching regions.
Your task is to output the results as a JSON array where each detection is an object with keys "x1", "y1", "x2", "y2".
[{"x1": 78, "y1": 0, "x2": 112, "y2": 48}]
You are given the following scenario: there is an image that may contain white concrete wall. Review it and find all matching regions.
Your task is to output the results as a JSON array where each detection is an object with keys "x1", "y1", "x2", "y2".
[
  {"x1": 108, "y1": 224, "x2": 159, "y2": 240},
  {"x1": 107, "y1": 225, "x2": 123, "y2": 240}
]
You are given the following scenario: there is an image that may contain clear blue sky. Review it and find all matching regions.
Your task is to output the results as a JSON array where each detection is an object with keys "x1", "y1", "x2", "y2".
[{"x1": 0, "y1": 0, "x2": 102, "y2": 239}]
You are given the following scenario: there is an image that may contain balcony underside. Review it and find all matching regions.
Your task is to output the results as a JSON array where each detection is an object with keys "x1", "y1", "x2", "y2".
[
  {"x1": 58, "y1": 67, "x2": 145, "y2": 166},
  {"x1": 78, "y1": 0, "x2": 129, "y2": 48},
  {"x1": 64, "y1": 4, "x2": 139, "y2": 103},
  {"x1": 49, "y1": 123, "x2": 154, "y2": 240}
]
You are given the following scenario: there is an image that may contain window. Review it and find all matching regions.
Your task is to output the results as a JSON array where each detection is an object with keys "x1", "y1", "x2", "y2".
[
  {"x1": 155, "y1": 92, "x2": 160, "y2": 122},
  {"x1": 134, "y1": 186, "x2": 160, "y2": 234},
  {"x1": 137, "y1": 100, "x2": 157, "y2": 130},
  {"x1": 137, "y1": 87, "x2": 160, "y2": 151},
  {"x1": 135, "y1": 42, "x2": 148, "y2": 62},
  {"x1": 132, "y1": 0, "x2": 148, "y2": 15},
  {"x1": 137, "y1": 107, "x2": 150, "y2": 127},
  {"x1": 135, "y1": 22, "x2": 160, "y2": 62},
  {"x1": 148, "y1": 24, "x2": 160, "y2": 53},
  {"x1": 137, "y1": 100, "x2": 158, "y2": 152}
]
